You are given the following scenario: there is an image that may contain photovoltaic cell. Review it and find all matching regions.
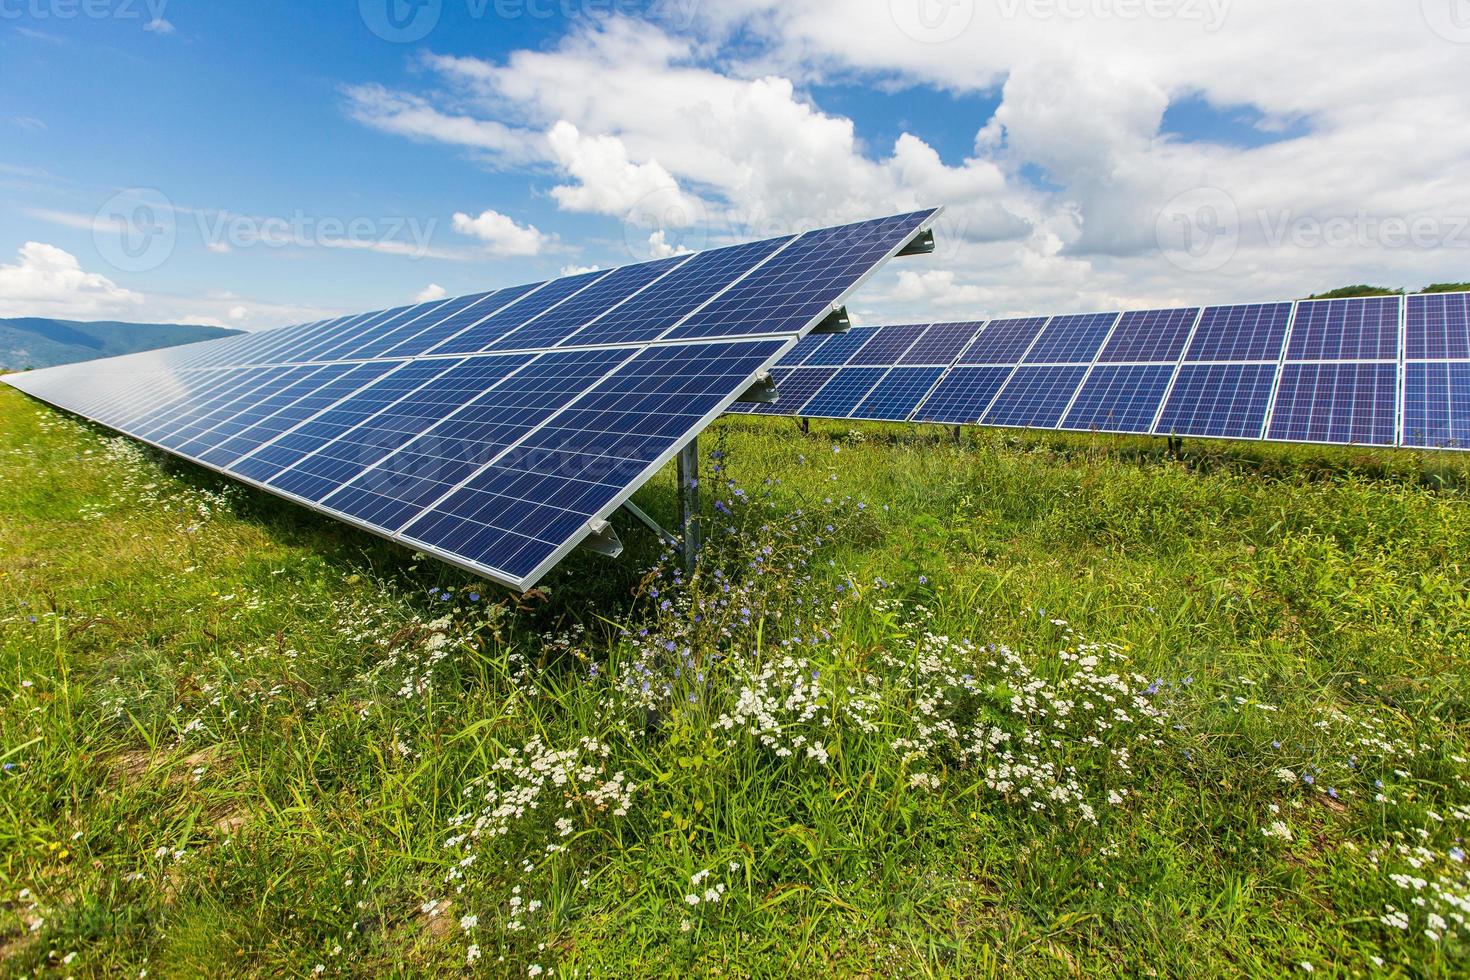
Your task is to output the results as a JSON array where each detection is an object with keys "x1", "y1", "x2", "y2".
[
  {"x1": 382, "y1": 282, "x2": 545, "y2": 358},
  {"x1": 1155, "y1": 364, "x2": 1277, "y2": 439},
  {"x1": 899, "y1": 322, "x2": 983, "y2": 365},
  {"x1": 958, "y1": 318, "x2": 1047, "y2": 364},
  {"x1": 479, "y1": 256, "x2": 687, "y2": 353},
  {"x1": 911, "y1": 367, "x2": 1012, "y2": 424},
  {"x1": 566, "y1": 237, "x2": 793, "y2": 347},
  {"x1": 1402, "y1": 362, "x2": 1470, "y2": 450},
  {"x1": 1185, "y1": 304, "x2": 1293, "y2": 362},
  {"x1": 309, "y1": 300, "x2": 451, "y2": 362},
  {"x1": 1406, "y1": 293, "x2": 1470, "y2": 360},
  {"x1": 800, "y1": 368, "x2": 888, "y2": 417},
  {"x1": 1098, "y1": 308, "x2": 1199, "y2": 363},
  {"x1": 803, "y1": 327, "x2": 880, "y2": 366},
  {"x1": 778, "y1": 332, "x2": 834, "y2": 367},
  {"x1": 1060, "y1": 365, "x2": 1177, "y2": 433},
  {"x1": 427, "y1": 269, "x2": 608, "y2": 356},
  {"x1": 847, "y1": 324, "x2": 926, "y2": 366},
  {"x1": 318, "y1": 348, "x2": 636, "y2": 530},
  {"x1": 1024, "y1": 313, "x2": 1119, "y2": 364},
  {"x1": 1266, "y1": 363, "x2": 1397, "y2": 446},
  {"x1": 346, "y1": 290, "x2": 501, "y2": 360},
  {"x1": 1285, "y1": 297, "x2": 1400, "y2": 361},
  {"x1": 399, "y1": 340, "x2": 786, "y2": 580},
  {"x1": 746, "y1": 367, "x2": 840, "y2": 416},
  {"x1": 849, "y1": 367, "x2": 944, "y2": 421},
  {"x1": 982, "y1": 366, "x2": 1087, "y2": 428},
  {"x1": 195, "y1": 363, "x2": 355, "y2": 467},
  {"x1": 266, "y1": 355, "x2": 534, "y2": 503},
  {"x1": 230, "y1": 360, "x2": 458, "y2": 486},
  {"x1": 667, "y1": 210, "x2": 937, "y2": 340}
]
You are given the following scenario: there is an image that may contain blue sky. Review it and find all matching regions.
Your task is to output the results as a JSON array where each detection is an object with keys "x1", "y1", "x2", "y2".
[{"x1": 2, "y1": 1, "x2": 1467, "y2": 329}]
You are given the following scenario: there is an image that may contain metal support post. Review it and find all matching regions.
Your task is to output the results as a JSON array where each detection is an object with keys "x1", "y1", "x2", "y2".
[{"x1": 677, "y1": 437, "x2": 701, "y2": 573}]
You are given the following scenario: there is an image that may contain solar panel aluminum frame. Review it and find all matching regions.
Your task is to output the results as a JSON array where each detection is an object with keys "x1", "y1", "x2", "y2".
[{"x1": 5, "y1": 208, "x2": 944, "y2": 592}]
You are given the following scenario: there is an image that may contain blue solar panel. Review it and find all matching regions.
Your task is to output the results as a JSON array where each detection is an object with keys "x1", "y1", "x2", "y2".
[
  {"x1": 478, "y1": 256, "x2": 687, "y2": 353},
  {"x1": 1154, "y1": 364, "x2": 1277, "y2": 439},
  {"x1": 803, "y1": 327, "x2": 880, "y2": 366},
  {"x1": 320, "y1": 348, "x2": 637, "y2": 530},
  {"x1": 1185, "y1": 304, "x2": 1294, "y2": 362},
  {"x1": 957, "y1": 318, "x2": 1048, "y2": 364},
  {"x1": 778, "y1": 332, "x2": 834, "y2": 367},
  {"x1": 1285, "y1": 297, "x2": 1401, "y2": 361},
  {"x1": 206, "y1": 361, "x2": 400, "y2": 468},
  {"x1": 272, "y1": 306, "x2": 413, "y2": 364},
  {"x1": 382, "y1": 282, "x2": 545, "y2": 358},
  {"x1": 310, "y1": 300, "x2": 452, "y2": 362},
  {"x1": 747, "y1": 367, "x2": 840, "y2": 416},
  {"x1": 566, "y1": 237, "x2": 793, "y2": 347},
  {"x1": 1266, "y1": 363, "x2": 1397, "y2": 446},
  {"x1": 899, "y1": 322, "x2": 983, "y2": 365},
  {"x1": 427, "y1": 269, "x2": 609, "y2": 356},
  {"x1": 1098, "y1": 308, "x2": 1200, "y2": 363},
  {"x1": 399, "y1": 340, "x2": 786, "y2": 581},
  {"x1": 134, "y1": 368, "x2": 275, "y2": 441},
  {"x1": 344, "y1": 290, "x2": 496, "y2": 360},
  {"x1": 849, "y1": 367, "x2": 945, "y2": 421},
  {"x1": 667, "y1": 210, "x2": 937, "y2": 340},
  {"x1": 1060, "y1": 365, "x2": 1177, "y2": 434},
  {"x1": 911, "y1": 367, "x2": 1012, "y2": 424},
  {"x1": 1024, "y1": 313, "x2": 1119, "y2": 364},
  {"x1": 1406, "y1": 293, "x2": 1470, "y2": 360},
  {"x1": 847, "y1": 325, "x2": 926, "y2": 366},
  {"x1": 230, "y1": 360, "x2": 459, "y2": 487},
  {"x1": 1402, "y1": 362, "x2": 1470, "y2": 450},
  {"x1": 800, "y1": 368, "x2": 888, "y2": 417},
  {"x1": 169, "y1": 366, "x2": 324, "y2": 457},
  {"x1": 196, "y1": 363, "x2": 358, "y2": 467},
  {"x1": 266, "y1": 355, "x2": 535, "y2": 503},
  {"x1": 982, "y1": 366, "x2": 1088, "y2": 428}
]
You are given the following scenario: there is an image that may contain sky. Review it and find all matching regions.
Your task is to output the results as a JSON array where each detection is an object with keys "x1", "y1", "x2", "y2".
[{"x1": 1, "y1": 0, "x2": 1468, "y2": 331}]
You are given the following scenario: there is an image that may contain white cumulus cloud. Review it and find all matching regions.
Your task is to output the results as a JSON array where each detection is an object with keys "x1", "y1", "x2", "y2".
[
  {"x1": 0, "y1": 242, "x2": 143, "y2": 318},
  {"x1": 451, "y1": 209, "x2": 548, "y2": 256}
]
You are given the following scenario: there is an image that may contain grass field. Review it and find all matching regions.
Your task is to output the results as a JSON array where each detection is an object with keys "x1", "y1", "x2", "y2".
[{"x1": 2, "y1": 382, "x2": 1469, "y2": 977}]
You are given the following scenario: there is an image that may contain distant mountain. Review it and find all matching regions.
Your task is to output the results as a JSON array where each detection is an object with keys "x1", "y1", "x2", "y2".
[{"x1": 0, "y1": 317, "x2": 243, "y2": 371}]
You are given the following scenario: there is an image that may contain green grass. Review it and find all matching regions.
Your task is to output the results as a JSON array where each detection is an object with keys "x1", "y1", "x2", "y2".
[{"x1": 2, "y1": 384, "x2": 1469, "y2": 977}]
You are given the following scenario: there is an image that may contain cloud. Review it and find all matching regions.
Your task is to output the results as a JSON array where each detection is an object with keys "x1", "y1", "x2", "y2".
[
  {"x1": 9, "y1": 116, "x2": 46, "y2": 132},
  {"x1": 0, "y1": 242, "x2": 143, "y2": 319},
  {"x1": 451, "y1": 209, "x2": 548, "y2": 256},
  {"x1": 415, "y1": 283, "x2": 448, "y2": 302},
  {"x1": 545, "y1": 121, "x2": 701, "y2": 222},
  {"x1": 342, "y1": 84, "x2": 540, "y2": 165},
  {"x1": 143, "y1": 17, "x2": 175, "y2": 35}
]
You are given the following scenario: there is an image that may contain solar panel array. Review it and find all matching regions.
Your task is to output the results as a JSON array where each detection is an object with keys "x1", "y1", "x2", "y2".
[
  {"x1": 734, "y1": 292, "x2": 1470, "y2": 452},
  {"x1": 4, "y1": 209, "x2": 941, "y2": 588}
]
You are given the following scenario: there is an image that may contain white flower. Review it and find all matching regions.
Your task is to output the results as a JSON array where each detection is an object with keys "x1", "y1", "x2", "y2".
[
  {"x1": 459, "y1": 914, "x2": 478, "y2": 932},
  {"x1": 466, "y1": 945, "x2": 481, "y2": 965}
]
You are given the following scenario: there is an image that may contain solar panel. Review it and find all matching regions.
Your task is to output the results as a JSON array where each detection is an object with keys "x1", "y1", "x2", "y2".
[
  {"x1": 958, "y1": 317, "x2": 1048, "y2": 364},
  {"x1": 1285, "y1": 296, "x2": 1401, "y2": 361},
  {"x1": 1185, "y1": 303, "x2": 1293, "y2": 362},
  {"x1": 1024, "y1": 312, "x2": 1119, "y2": 364},
  {"x1": 849, "y1": 367, "x2": 945, "y2": 421},
  {"x1": 800, "y1": 367, "x2": 888, "y2": 418},
  {"x1": 911, "y1": 367, "x2": 1012, "y2": 424},
  {"x1": 803, "y1": 327, "x2": 880, "y2": 366},
  {"x1": 1098, "y1": 309, "x2": 1199, "y2": 363},
  {"x1": 847, "y1": 325, "x2": 926, "y2": 366},
  {"x1": 1154, "y1": 364, "x2": 1277, "y2": 440},
  {"x1": 899, "y1": 322, "x2": 984, "y2": 366},
  {"x1": 5, "y1": 208, "x2": 940, "y2": 590},
  {"x1": 1406, "y1": 293, "x2": 1470, "y2": 360},
  {"x1": 1060, "y1": 364, "x2": 1176, "y2": 434},
  {"x1": 743, "y1": 367, "x2": 840, "y2": 416},
  {"x1": 1265, "y1": 362, "x2": 1398, "y2": 446},
  {"x1": 982, "y1": 366, "x2": 1089, "y2": 429},
  {"x1": 1402, "y1": 361, "x2": 1470, "y2": 450},
  {"x1": 780, "y1": 332, "x2": 835, "y2": 367}
]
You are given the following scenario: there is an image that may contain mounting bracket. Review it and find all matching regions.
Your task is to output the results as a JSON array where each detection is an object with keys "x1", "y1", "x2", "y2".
[
  {"x1": 812, "y1": 306, "x2": 851, "y2": 334},
  {"x1": 619, "y1": 498, "x2": 679, "y2": 548},
  {"x1": 735, "y1": 371, "x2": 779, "y2": 404},
  {"x1": 579, "y1": 518, "x2": 624, "y2": 558},
  {"x1": 897, "y1": 227, "x2": 936, "y2": 256}
]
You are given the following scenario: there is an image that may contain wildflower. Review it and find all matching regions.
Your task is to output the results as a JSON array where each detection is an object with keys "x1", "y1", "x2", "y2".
[
  {"x1": 459, "y1": 914, "x2": 478, "y2": 932},
  {"x1": 466, "y1": 945, "x2": 481, "y2": 965}
]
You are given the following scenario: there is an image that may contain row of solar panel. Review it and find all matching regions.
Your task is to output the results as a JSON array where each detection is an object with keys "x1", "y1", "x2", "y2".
[
  {"x1": 732, "y1": 292, "x2": 1470, "y2": 450},
  {"x1": 50, "y1": 212, "x2": 932, "y2": 377},
  {"x1": 15, "y1": 339, "x2": 788, "y2": 580}
]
